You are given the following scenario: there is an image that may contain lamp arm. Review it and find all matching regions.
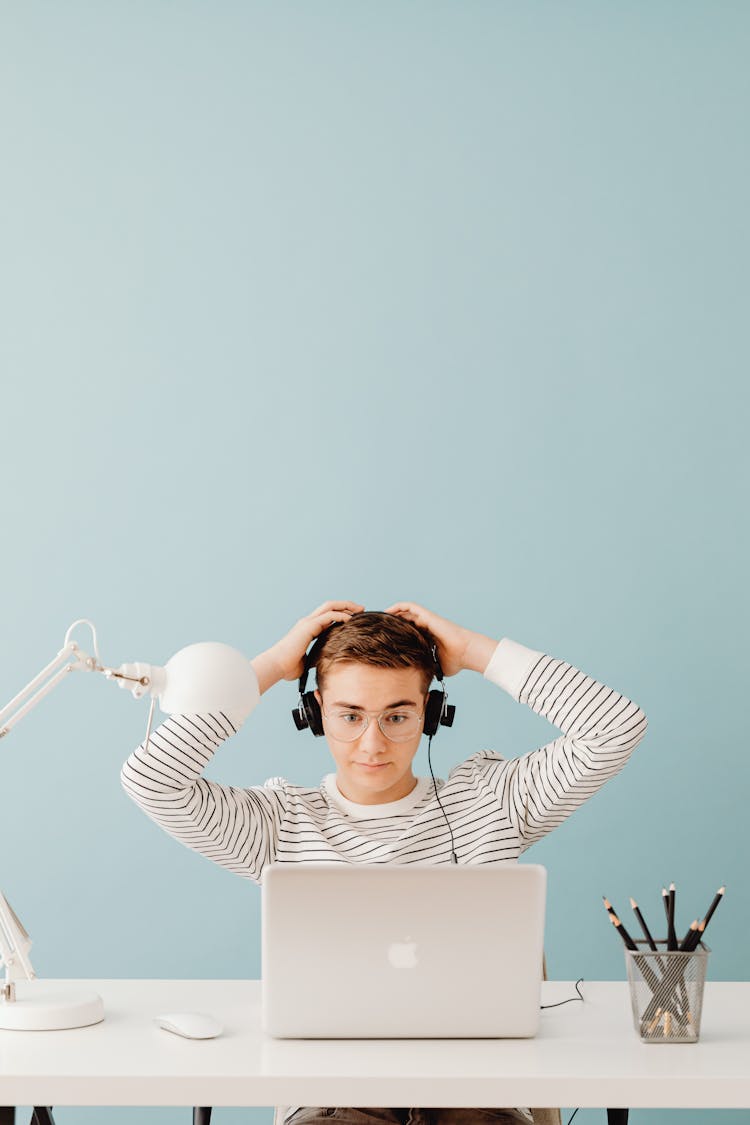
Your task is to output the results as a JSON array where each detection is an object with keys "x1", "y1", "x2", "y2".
[
  {"x1": 0, "y1": 891, "x2": 36, "y2": 999},
  {"x1": 0, "y1": 644, "x2": 84, "y2": 738},
  {"x1": 0, "y1": 619, "x2": 153, "y2": 741},
  {"x1": 1, "y1": 619, "x2": 255, "y2": 761}
]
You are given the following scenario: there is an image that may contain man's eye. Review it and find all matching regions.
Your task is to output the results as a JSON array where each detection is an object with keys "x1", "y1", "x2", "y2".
[
  {"x1": 341, "y1": 713, "x2": 361, "y2": 723},
  {"x1": 385, "y1": 713, "x2": 408, "y2": 724}
]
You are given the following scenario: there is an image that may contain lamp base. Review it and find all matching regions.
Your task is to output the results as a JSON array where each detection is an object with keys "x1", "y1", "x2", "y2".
[{"x1": 0, "y1": 980, "x2": 104, "y2": 1030}]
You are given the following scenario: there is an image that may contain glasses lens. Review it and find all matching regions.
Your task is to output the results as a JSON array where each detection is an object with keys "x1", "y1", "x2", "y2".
[
  {"x1": 324, "y1": 708, "x2": 422, "y2": 742},
  {"x1": 325, "y1": 711, "x2": 367, "y2": 741},
  {"x1": 379, "y1": 709, "x2": 422, "y2": 741}
]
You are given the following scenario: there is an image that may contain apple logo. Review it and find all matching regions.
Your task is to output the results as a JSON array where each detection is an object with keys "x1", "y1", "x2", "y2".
[{"x1": 387, "y1": 937, "x2": 419, "y2": 969}]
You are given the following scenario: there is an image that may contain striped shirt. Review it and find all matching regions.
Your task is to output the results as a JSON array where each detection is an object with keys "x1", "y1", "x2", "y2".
[{"x1": 120, "y1": 637, "x2": 648, "y2": 880}]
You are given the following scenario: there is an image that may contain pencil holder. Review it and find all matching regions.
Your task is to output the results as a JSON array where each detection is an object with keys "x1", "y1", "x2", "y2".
[{"x1": 625, "y1": 940, "x2": 710, "y2": 1043}]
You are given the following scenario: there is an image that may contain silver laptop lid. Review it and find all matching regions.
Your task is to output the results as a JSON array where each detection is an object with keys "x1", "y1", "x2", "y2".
[{"x1": 262, "y1": 863, "x2": 546, "y2": 1039}]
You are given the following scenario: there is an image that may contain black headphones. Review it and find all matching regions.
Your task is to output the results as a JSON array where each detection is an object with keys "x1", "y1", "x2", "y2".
[{"x1": 291, "y1": 622, "x2": 456, "y2": 738}]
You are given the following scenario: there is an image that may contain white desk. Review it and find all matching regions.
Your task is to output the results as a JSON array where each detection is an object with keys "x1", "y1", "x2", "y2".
[{"x1": 0, "y1": 980, "x2": 748, "y2": 1111}]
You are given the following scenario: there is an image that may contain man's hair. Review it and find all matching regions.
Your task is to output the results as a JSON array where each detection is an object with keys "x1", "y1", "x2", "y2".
[{"x1": 311, "y1": 611, "x2": 437, "y2": 697}]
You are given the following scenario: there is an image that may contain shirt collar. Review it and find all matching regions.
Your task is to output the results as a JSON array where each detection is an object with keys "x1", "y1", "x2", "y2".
[{"x1": 322, "y1": 773, "x2": 432, "y2": 819}]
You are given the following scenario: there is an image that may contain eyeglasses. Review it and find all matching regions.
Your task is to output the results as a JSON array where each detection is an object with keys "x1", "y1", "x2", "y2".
[{"x1": 320, "y1": 703, "x2": 425, "y2": 742}]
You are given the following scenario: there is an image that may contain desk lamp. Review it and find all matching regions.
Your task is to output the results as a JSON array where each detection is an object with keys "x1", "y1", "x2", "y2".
[
  {"x1": 0, "y1": 890, "x2": 105, "y2": 1031},
  {"x1": 0, "y1": 618, "x2": 258, "y2": 1031}
]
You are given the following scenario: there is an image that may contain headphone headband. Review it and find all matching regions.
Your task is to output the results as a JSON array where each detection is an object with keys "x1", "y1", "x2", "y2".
[{"x1": 299, "y1": 624, "x2": 444, "y2": 693}]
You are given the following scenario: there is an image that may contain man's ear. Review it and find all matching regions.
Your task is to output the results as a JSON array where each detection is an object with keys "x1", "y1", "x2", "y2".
[{"x1": 314, "y1": 688, "x2": 321, "y2": 705}]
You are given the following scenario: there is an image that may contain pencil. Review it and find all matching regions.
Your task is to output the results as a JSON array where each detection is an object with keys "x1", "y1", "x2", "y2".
[
  {"x1": 609, "y1": 913, "x2": 665, "y2": 998},
  {"x1": 602, "y1": 891, "x2": 620, "y2": 918},
  {"x1": 667, "y1": 882, "x2": 677, "y2": 951},
  {"x1": 665, "y1": 893, "x2": 690, "y2": 1019},
  {"x1": 679, "y1": 920, "x2": 699, "y2": 952},
  {"x1": 686, "y1": 918, "x2": 707, "y2": 952},
  {"x1": 684, "y1": 886, "x2": 726, "y2": 952},
  {"x1": 632, "y1": 894, "x2": 672, "y2": 996},
  {"x1": 630, "y1": 897, "x2": 658, "y2": 950},
  {"x1": 700, "y1": 885, "x2": 725, "y2": 930},
  {"x1": 609, "y1": 912, "x2": 638, "y2": 951}
]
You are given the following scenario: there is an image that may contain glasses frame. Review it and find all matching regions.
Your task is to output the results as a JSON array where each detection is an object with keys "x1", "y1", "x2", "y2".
[{"x1": 320, "y1": 701, "x2": 427, "y2": 742}]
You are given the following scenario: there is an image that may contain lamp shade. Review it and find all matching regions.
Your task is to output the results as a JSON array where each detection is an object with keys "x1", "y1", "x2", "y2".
[{"x1": 150, "y1": 642, "x2": 260, "y2": 717}]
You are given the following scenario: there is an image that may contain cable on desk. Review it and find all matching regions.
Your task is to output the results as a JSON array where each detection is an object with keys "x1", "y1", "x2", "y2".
[{"x1": 540, "y1": 978, "x2": 584, "y2": 1009}]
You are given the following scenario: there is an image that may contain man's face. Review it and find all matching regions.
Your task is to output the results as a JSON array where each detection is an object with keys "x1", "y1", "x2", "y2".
[{"x1": 314, "y1": 662, "x2": 429, "y2": 805}]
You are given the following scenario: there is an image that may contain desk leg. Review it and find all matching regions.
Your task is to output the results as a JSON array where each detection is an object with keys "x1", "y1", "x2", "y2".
[
  {"x1": 193, "y1": 1109, "x2": 212, "y2": 1125},
  {"x1": 31, "y1": 1112, "x2": 56, "y2": 1125},
  {"x1": 606, "y1": 1111, "x2": 628, "y2": 1125},
  {"x1": 0, "y1": 1109, "x2": 15, "y2": 1125}
]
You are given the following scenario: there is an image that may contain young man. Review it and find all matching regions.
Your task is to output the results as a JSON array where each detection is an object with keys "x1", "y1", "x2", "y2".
[{"x1": 121, "y1": 599, "x2": 648, "y2": 1125}]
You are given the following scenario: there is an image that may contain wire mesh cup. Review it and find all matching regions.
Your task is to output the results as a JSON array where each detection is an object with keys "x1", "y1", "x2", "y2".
[{"x1": 625, "y1": 940, "x2": 710, "y2": 1042}]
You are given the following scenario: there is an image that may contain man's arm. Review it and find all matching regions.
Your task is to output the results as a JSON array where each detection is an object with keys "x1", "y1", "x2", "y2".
[
  {"x1": 476, "y1": 637, "x2": 648, "y2": 848},
  {"x1": 120, "y1": 694, "x2": 287, "y2": 884},
  {"x1": 121, "y1": 602, "x2": 364, "y2": 882},
  {"x1": 250, "y1": 649, "x2": 286, "y2": 695},
  {"x1": 383, "y1": 604, "x2": 647, "y2": 847}
]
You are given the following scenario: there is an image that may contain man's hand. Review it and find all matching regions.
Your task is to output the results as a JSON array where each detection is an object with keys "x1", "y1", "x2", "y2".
[
  {"x1": 251, "y1": 600, "x2": 364, "y2": 694},
  {"x1": 384, "y1": 602, "x2": 498, "y2": 677}
]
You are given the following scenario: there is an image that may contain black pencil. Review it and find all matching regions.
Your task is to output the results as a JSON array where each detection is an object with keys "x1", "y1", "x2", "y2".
[
  {"x1": 683, "y1": 886, "x2": 726, "y2": 952},
  {"x1": 609, "y1": 912, "x2": 638, "y2": 951},
  {"x1": 630, "y1": 897, "x2": 658, "y2": 951},
  {"x1": 679, "y1": 920, "x2": 700, "y2": 952},
  {"x1": 686, "y1": 916, "x2": 709, "y2": 952},
  {"x1": 684, "y1": 921, "x2": 704, "y2": 953},
  {"x1": 610, "y1": 914, "x2": 664, "y2": 1000},
  {"x1": 633, "y1": 895, "x2": 670, "y2": 985},
  {"x1": 700, "y1": 885, "x2": 725, "y2": 930},
  {"x1": 602, "y1": 896, "x2": 618, "y2": 920},
  {"x1": 667, "y1": 883, "x2": 677, "y2": 951}
]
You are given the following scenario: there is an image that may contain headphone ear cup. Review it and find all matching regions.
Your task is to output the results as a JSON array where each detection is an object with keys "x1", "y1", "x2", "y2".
[
  {"x1": 302, "y1": 691, "x2": 325, "y2": 737},
  {"x1": 423, "y1": 690, "x2": 444, "y2": 738}
]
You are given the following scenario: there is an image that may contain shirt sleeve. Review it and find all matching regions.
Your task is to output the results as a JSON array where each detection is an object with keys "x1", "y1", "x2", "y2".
[
  {"x1": 474, "y1": 637, "x2": 648, "y2": 850},
  {"x1": 120, "y1": 672, "x2": 287, "y2": 883}
]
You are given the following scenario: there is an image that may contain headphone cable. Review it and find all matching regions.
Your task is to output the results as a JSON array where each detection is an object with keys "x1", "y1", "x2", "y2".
[{"x1": 427, "y1": 733, "x2": 458, "y2": 864}]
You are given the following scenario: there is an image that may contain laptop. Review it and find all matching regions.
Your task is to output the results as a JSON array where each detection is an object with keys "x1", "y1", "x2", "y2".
[{"x1": 261, "y1": 862, "x2": 547, "y2": 1039}]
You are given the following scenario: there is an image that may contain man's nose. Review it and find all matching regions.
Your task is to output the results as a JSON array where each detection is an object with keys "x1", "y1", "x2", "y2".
[{"x1": 359, "y1": 717, "x2": 388, "y2": 750}]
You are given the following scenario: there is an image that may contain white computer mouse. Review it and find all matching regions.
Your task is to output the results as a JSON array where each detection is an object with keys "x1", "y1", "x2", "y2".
[{"x1": 155, "y1": 1011, "x2": 224, "y2": 1039}]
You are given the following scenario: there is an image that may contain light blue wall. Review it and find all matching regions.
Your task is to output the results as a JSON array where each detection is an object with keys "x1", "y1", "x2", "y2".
[{"x1": 2, "y1": 3, "x2": 748, "y2": 1124}]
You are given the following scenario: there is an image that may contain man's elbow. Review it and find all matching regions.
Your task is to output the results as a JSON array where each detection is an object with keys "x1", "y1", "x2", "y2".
[
  {"x1": 628, "y1": 705, "x2": 648, "y2": 750},
  {"x1": 120, "y1": 756, "x2": 147, "y2": 801},
  {"x1": 600, "y1": 703, "x2": 648, "y2": 755}
]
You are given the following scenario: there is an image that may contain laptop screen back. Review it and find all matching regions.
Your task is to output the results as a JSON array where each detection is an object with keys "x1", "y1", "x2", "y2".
[{"x1": 262, "y1": 863, "x2": 547, "y2": 1039}]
